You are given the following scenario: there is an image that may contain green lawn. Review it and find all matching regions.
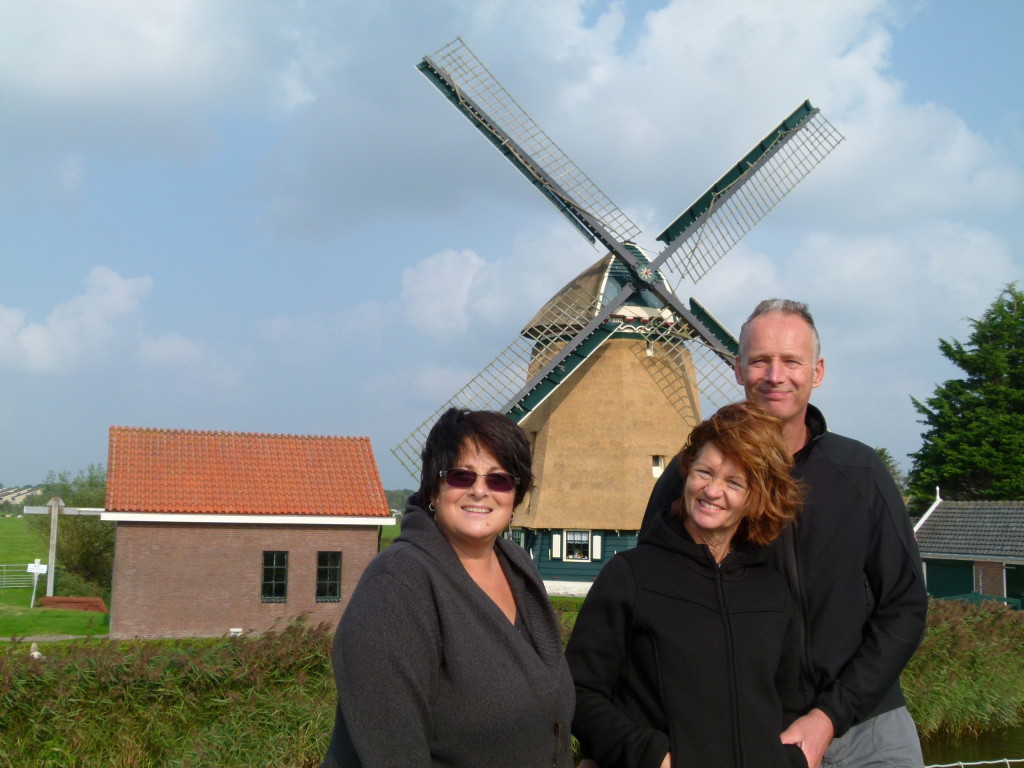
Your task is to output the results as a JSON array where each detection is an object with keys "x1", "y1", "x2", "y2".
[
  {"x1": 0, "y1": 514, "x2": 108, "y2": 638},
  {"x1": 0, "y1": 602, "x2": 109, "y2": 638},
  {"x1": 0, "y1": 514, "x2": 47, "y2": 563}
]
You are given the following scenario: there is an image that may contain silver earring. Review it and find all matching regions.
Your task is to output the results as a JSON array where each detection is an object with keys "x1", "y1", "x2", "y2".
[{"x1": 428, "y1": 502, "x2": 436, "y2": 512}]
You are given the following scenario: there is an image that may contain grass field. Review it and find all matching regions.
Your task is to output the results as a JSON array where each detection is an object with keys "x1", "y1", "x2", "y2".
[
  {"x1": 0, "y1": 515, "x2": 108, "y2": 638},
  {"x1": 0, "y1": 515, "x2": 47, "y2": 564}
]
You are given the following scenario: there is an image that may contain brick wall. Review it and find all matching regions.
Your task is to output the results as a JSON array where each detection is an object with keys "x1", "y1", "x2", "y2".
[
  {"x1": 109, "y1": 521, "x2": 380, "y2": 639},
  {"x1": 974, "y1": 560, "x2": 1006, "y2": 597}
]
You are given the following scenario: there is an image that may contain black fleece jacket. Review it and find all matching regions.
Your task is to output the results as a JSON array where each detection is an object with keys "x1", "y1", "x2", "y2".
[
  {"x1": 566, "y1": 512, "x2": 808, "y2": 768},
  {"x1": 640, "y1": 405, "x2": 928, "y2": 737}
]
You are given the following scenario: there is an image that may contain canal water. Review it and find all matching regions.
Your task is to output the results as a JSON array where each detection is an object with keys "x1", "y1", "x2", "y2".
[{"x1": 922, "y1": 724, "x2": 1024, "y2": 765}]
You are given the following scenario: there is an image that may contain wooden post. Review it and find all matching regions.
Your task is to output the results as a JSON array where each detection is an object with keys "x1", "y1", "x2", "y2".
[{"x1": 46, "y1": 496, "x2": 63, "y2": 597}]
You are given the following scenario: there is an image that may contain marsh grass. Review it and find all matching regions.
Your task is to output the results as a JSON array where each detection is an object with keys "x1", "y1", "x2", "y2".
[
  {"x1": 3, "y1": 592, "x2": 1024, "y2": 765},
  {"x1": 0, "y1": 619, "x2": 334, "y2": 767},
  {"x1": 903, "y1": 599, "x2": 1024, "y2": 737}
]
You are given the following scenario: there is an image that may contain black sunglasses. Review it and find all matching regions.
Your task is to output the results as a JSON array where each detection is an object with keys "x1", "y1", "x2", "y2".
[{"x1": 439, "y1": 468, "x2": 520, "y2": 493}]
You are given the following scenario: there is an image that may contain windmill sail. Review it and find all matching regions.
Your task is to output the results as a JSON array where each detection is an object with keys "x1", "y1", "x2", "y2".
[
  {"x1": 394, "y1": 38, "x2": 843, "y2": 480},
  {"x1": 654, "y1": 101, "x2": 844, "y2": 283},
  {"x1": 418, "y1": 37, "x2": 641, "y2": 247}
]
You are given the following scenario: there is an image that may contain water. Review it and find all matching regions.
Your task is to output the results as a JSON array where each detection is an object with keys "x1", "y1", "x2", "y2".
[{"x1": 923, "y1": 724, "x2": 1024, "y2": 765}]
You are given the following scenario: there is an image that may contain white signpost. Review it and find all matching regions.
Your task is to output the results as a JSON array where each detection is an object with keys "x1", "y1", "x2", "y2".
[{"x1": 27, "y1": 558, "x2": 48, "y2": 608}]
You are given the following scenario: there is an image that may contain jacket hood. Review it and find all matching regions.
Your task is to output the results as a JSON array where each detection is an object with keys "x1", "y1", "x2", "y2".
[
  {"x1": 396, "y1": 502, "x2": 458, "y2": 566},
  {"x1": 639, "y1": 506, "x2": 769, "y2": 571}
]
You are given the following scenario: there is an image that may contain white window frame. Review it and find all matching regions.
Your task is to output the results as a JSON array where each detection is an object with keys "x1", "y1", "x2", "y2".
[
  {"x1": 563, "y1": 529, "x2": 592, "y2": 562},
  {"x1": 652, "y1": 455, "x2": 667, "y2": 478}
]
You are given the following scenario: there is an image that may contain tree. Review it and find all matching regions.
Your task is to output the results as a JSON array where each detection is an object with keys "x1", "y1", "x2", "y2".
[
  {"x1": 908, "y1": 284, "x2": 1024, "y2": 506},
  {"x1": 875, "y1": 447, "x2": 909, "y2": 498},
  {"x1": 25, "y1": 465, "x2": 114, "y2": 589}
]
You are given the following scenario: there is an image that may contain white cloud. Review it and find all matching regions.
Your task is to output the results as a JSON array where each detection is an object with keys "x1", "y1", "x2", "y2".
[
  {"x1": 0, "y1": 266, "x2": 152, "y2": 374},
  {"x1": 137, "y1": 332, "x2": 239, "y2": 391},
  {"x1": 401, "y1": 249, "x2": 487, "y2": 336},
  {"x1": 137, "y1": 333, "x2": 207, "y2": 367}
]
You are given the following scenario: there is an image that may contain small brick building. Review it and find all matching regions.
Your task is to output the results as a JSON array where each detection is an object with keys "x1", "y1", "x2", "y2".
[
  {"x1": 914, "y1": 499, "x2": 1024, "y2": 603},
  {"x1": 103, "y1": 426, "x2": 393, "y2": 639}
]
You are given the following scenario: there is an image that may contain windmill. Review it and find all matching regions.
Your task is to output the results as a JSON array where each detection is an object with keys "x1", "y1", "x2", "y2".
[{"x1": 394, "y1": 38, "x2": 843, "y2": 581}]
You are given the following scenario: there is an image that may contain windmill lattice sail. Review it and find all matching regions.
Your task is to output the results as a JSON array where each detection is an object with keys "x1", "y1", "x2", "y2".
[
  {"x1": 418, "y1": 37, "x2": 642, "y2": 246},
  {"x1": 654, "y1": 103, "x2": 844, "y2": 285},
  {"x1": 395, "y1": 38, "x2": 843, "y2": 482}
]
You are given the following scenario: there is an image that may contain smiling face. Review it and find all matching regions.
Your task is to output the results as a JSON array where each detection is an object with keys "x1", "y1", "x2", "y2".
[
  {"x1": 432, "y1": 440, "x2": 516, "y2": 556},
  {"x1": 682, "y1": 442, "x2": 750, "y2": 545},
  {"x1": 735, "y1": 311, "x2": 824, "y2": 442}
]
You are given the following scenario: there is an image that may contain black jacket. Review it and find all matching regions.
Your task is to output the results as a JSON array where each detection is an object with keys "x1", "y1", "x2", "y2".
[
  {"x1": 566, "y1": 512, "x2": 808, "y2": 768},
  {"x1": 641, "y1": 405, "x2": 928, "y2": 737}
]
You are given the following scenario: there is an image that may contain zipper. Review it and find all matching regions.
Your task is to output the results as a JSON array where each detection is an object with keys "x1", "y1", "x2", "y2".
[{"x1": 714, "y1": 555, "x2": 743, "y2": 766}]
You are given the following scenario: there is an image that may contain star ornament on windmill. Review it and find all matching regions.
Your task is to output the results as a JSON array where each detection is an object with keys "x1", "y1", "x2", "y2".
[{"x1": 394, "y1": 38, "x2": 843, "y2": 566}]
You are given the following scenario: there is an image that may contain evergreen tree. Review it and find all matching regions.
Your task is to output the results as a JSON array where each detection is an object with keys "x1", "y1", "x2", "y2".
[
  {"x1": 875, "y1": 447, "x2": 909, "y2": 497},
  {"x1": 908, "y1": 284, "x2": 1024, "y2": 506}
]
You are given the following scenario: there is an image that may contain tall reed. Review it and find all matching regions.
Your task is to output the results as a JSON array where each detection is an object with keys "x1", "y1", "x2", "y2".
[
  {"x1": 903, "y1": 599, "x2": 1024, "y2": 737},
  {"x1": 0, "y1": 619, "x2": 335, "y2": 767}
]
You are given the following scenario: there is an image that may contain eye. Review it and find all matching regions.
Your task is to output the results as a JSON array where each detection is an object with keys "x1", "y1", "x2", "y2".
[
  {"x1": 693, "y1": 468, "x2": 712, "y2": 479},
  {"x1": 726, "y1": 479, "x2": 746, "y2": 491}
]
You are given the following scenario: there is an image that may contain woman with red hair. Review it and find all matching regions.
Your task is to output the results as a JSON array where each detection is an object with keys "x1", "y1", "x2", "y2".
[{"x1": 567, "y1": 401, "x2": 807, "y2": 768}]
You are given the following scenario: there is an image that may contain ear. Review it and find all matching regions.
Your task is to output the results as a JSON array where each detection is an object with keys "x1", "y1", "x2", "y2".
[
  {"x1": 733, "y1": 354, "x2": 743, "y2": 386},
  {"x1": 812, "y1": 356, "x2": 825, "y2": 389}
]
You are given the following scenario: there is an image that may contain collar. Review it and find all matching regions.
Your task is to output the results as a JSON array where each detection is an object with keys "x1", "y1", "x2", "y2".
[{"x1": 793, "y1": 403, "x2": 827, "y2": 463}]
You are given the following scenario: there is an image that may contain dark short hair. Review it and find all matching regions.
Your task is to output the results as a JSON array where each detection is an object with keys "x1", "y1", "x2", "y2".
[
  {"x1": 738, "y1": 298, "x2": 820, "y2": 362},
  {"x1": 671, "y1": 401, "x2": 802, "y2": 545},
  {"x1": 409, "y1": 408, "x2": 533, "y2": 510}
]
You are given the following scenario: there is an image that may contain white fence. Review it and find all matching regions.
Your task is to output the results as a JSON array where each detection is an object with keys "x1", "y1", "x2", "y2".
[
  {"x1": 0, "y1": 564, "x2": 35, "y2": 588},
  {"x1": 928, "y1": 760, "x2": 1024, "y2": 767}
]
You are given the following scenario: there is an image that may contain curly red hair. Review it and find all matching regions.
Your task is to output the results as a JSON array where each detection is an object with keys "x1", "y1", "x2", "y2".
[{"x1": 672, "y1": 401, "x2": 802, "y2": 545}]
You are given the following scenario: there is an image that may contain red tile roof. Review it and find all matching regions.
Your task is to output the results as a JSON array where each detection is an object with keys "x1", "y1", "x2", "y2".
[{"x1": 106, "y1": 427, "x2": 390, "y2": 517}]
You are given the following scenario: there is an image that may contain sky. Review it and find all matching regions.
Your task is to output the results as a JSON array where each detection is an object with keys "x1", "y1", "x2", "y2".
[{"x1": 1, "y1": 0, "x2": 1022, "y2": 491}]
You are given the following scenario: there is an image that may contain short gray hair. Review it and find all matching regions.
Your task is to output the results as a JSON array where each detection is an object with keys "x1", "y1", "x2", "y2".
[{"x1": 738, "y1": 299, "x2": 820, "y2": 362}]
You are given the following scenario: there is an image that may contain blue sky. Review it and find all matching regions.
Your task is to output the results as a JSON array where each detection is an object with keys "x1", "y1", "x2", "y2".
[{"x1": 2, "y1": 0, "x2": 1022, "y2": 490}]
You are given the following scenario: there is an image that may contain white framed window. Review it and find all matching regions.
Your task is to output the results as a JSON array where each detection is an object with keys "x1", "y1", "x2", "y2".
[
  {"x1": 652, "y1": 455, "x2": 667, "y2": 478},
  {"x1": 564, "y1": 530, "x2": 591, "y2": 562}
]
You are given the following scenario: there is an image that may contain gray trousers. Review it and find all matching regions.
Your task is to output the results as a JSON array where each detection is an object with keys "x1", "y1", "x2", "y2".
[{"x1": 822, "y1": 707, "x2": 924, "y2": 768}]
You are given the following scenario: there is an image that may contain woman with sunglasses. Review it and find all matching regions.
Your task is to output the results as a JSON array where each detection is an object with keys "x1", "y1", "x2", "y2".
[
  {"x1": 321, "y1": 408, "x2": 574, "y2": 768},
  {"x1": 566, "y1": 402, "x2": 807, "y2": 768}
]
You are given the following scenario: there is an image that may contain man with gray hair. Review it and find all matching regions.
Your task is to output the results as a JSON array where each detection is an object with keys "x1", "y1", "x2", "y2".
[{"x1": 642, "y1": 298, "x2": 927, "y2": 768}]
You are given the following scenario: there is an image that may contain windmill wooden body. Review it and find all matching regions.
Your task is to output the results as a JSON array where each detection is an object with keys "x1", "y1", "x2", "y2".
[{"x1": 395, "y1": 38, "x2": 843, "y2": 587}]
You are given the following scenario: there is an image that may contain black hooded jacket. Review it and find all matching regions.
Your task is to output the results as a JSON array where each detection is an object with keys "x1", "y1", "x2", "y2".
[
  {"x1": 640, "y1": 405, "x2": 927, "y2": 737},
  {"x1": 566, "y1": 511, "x2": 808, "y2": 768}
]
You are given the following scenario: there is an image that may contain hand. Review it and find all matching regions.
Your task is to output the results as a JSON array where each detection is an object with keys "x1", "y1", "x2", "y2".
[
  {"x1": 659, "y1": 753, "x2": 671, "y2": 768},
  {"x1": 781, "y1": 708, "x2": 834, "y2": 768}
]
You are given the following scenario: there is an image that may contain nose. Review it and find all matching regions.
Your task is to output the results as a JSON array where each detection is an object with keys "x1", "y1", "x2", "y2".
[
  {"x1": 703, "y1": 476, "x2": 725, "y2": 497},
  {"x1": 469, "y1": 475, "x2": 491, "y2": 495},
  {"x1": 765, "y1": 359, "x2": 785, "y2": 383}
]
